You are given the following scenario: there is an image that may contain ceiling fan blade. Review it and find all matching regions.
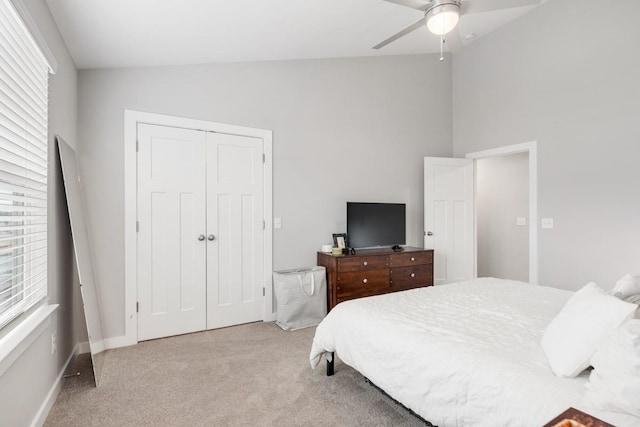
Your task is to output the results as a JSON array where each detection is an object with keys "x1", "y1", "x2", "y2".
[
  {"x1": 373, "y1": 17, "x2": 426, "y2": 49},
  {"x1": 460, "y1": 0, "x2": 541, "y2": 14},
  {"x1": 382, "y1": 0, "x2": 432, "y2": 12}
]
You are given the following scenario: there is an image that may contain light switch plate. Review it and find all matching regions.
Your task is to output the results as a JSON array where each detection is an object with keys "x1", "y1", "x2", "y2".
[
  {"x1": 541, "y1": 218, "x2": 554, "y2": 229},
  {"x1": 516, "y1": 217, "x2": 527, "y2": 226},
  {"x1": 274, "y1": 218, "x2": 282, "y2": 229}
]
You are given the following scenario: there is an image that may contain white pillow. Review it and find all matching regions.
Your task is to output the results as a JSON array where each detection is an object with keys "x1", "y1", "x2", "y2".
[
  {"x1": 541, "y1": 282, "x2": 637, "y2": 377},
  {"x1": 626, "y1": 295, "x2": 640, "y2": 319},
  {"x1": 611, "y1": 274, "x2": 640, "y2": 299},
  {"x1": 585, "y1": 320, "x2": 640, "y2": 417}
]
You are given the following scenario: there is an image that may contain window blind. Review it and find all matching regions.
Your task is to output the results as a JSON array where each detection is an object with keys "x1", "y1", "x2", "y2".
[{"x1": 0, "y1": 0, "x2": 49, "y2": 328}]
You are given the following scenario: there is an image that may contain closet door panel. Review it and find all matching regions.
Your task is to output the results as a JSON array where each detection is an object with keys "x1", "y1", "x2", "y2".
[
  {"x1": 206, "y1": 132, "x2": 264, "y2": 329},
  {"x1": 137, "y1": 124, "x2": 207, "y2": 341}
]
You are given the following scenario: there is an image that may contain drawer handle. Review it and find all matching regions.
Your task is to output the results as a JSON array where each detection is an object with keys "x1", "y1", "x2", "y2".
[
  {"x1": 363, "y1": 261, "x2": 368, "y2": 266},
  {"x1": 362, "y1": 278, "x2": 368, "y2": 284},
  {"x1": 410, "y1": 257, "x2": 415, "y2": 262},
  {"x1": 410, "y1": 273, "x2": 416, "y2": 278}
]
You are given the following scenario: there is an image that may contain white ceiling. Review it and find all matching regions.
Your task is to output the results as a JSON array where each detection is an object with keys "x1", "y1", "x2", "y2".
[{"x1": 44, "y1": 0, "x2": 547, "y2": 69}]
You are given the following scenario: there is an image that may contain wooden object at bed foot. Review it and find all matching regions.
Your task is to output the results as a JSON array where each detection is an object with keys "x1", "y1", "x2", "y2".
[
  {"x1": 327, "y1": 352, "x2": 334, "y2": 376},
  {"x1": 318, "y1": 247, "x2": 434, "y2": 310},
  {"x1": 543, "y1": 407, "x2": 614, "y2": 427}
]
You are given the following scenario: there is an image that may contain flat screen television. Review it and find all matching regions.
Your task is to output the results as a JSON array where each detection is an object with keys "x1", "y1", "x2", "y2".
[{"x1": 347, "y1": 202, "x2": 406, "y2": 249}]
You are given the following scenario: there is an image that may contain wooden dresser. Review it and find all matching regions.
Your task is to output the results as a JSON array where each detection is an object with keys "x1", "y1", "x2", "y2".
[{"x1": 317, "y1": 247, "x2": 434, "y2": 310}]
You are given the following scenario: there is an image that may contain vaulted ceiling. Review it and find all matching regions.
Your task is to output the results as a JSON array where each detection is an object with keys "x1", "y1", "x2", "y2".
[{"x1": 45, "y1": 0, "x2": 549, "y2": 69}]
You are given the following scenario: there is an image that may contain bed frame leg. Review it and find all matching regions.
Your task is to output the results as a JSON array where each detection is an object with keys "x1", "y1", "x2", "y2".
[{"x1": 326, "y1": 352, "x2": 334, "y2": 376}]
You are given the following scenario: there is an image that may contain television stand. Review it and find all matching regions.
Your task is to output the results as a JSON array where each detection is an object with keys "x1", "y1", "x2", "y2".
[
  {"x1": 391, "y1": 245, "x2": 403, "y2": 252},
  {"x1": 318, "y1": 247, "x2": 434, "y2": 310}
]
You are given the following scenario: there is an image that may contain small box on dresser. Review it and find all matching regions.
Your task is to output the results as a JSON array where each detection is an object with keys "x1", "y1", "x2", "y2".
[{"x1": 317, "y1": 247, "x2": 434, "y2": 310}]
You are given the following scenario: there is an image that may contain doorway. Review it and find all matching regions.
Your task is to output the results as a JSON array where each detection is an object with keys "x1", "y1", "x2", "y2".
[
  {"x1": 123, "y1": 111, "x2": 274, "y2": 345},
  {"x1": 137, "y1": 123, "x2": 267, "y2": 340},
  {"x1": 476, "y1": 152, "x2": 529, "y2": 281},
  {"x1": 466, "y1": 141, "x2": 538, "y2": 284}
]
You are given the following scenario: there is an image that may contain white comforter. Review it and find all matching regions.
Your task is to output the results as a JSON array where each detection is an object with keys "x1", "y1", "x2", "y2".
[{"x1": 310, "y1": 278, "x2": 639, "y2": 427}]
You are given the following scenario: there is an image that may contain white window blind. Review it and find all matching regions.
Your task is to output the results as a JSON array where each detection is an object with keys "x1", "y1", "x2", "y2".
[{"x1": 0, "y1": 0, "x2": 49, "y2": 328}]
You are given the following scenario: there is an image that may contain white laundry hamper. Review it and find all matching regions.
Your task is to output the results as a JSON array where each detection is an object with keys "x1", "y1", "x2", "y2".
[{"x1": 273, "y1": 266, "x2": 327, "y2": 331}]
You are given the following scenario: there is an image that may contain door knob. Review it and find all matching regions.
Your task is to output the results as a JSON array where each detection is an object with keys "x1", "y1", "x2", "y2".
[
  {"x1": 426, "y1": 231, "x2": 433, "y2": 236},
  {"x1": 198, "y1": 235, "x2": 205, "y2": 241},
  {"x1": 208, "y1": 234, "x2": 215, "y2": 241}
]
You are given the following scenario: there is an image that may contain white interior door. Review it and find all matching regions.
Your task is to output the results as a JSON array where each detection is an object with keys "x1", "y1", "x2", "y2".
[
  {"x1": 206, "y1": 132, "x2": 264, "y2": 329},
  {"x1": 137, "y1": 124, "x2": 207, "y2": 340},
  {"x1": 424, "y1": 157, "x2": 474, "y2": 285}
]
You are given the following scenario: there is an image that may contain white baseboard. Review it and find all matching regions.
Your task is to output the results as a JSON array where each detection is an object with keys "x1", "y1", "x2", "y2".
[
  {"x1": 30, "y1": 343, "x2": 78, "y2": 427},
  {"x1": 78, "y1": 335, "x2": 133, "y2": 352},
  {"x1": 77, "y1": 340, "x2": 90, "y2": 354},
  {"x1": 104, "y1": 334, "x2": 135, "y2": 349},
  {"x1": 99, "y1": 325, "x2": 280, "y2": 351}
]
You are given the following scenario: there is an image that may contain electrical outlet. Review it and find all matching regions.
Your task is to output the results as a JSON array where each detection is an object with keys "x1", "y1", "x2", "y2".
[
  {"x1": 541, "y1": 218, "x2": 554, "y2": 229},
  {"x1": 51, "y1": 332, "x2": 56, "y2": 355}
]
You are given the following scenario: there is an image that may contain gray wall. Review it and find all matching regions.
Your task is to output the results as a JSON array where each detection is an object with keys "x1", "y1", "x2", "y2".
[
  {"x1": 0, "y1": 0, "x2": 79, "y2": 425},
  {"x1": 477, "y1": 152, "x2": 529, "y2": 281},
  {"x1": 8, "y1": 0, "x2": 640, "y2": 421},
  {"x1": 452, "y1": 0, "x2": 640, "y2": 291},
  {"x1": 77, "y1": 54, "x2": 453, "y2": 339}
]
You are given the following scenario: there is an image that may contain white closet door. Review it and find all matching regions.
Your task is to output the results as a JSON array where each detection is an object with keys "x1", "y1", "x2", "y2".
[
  {"x1": 137, "y1": 124, "x2": 207, "y2": 341},
  {"x1": 206, "y1": 132, "x2": 264, "y2": 329},
  {"x1": 424, "y1": 157, "x2": 474, "y2": 285}
]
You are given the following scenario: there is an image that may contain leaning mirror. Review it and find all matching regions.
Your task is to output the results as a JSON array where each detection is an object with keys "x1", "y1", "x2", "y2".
[{"x1": 57, "y1": 136, "x2": 106, "y2": 386}]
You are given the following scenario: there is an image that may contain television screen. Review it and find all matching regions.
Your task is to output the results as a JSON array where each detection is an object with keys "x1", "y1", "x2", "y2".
[{"x1": 347, "y1": 202, "x2": 406, "y2": 249}]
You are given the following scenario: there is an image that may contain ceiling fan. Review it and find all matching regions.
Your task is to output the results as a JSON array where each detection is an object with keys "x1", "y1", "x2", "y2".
[{"x1": 373, "y1": 0, "x2": 542, "y2": 51}]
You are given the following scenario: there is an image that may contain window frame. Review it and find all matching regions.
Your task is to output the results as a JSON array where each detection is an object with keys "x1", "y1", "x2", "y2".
[{"x1": 0, "y1": 0, "x2": 53, "y2": 331}]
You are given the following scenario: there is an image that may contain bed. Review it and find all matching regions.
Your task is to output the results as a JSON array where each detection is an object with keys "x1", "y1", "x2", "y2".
[{"x1": 309, "y1": 278, "x2": 640, "y2": 427}]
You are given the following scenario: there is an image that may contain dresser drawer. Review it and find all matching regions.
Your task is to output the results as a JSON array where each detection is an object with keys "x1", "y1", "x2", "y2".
[
  {"x1": 337, "y1": 256, "x2": 389, "y2": 272},
  {"x1": 336, "y1": 291, "x2": 389, "y2": 306},
  {"x1": 389, "y1": 251, "x2": 433, "y2": 268},
  {"x1": 336, "y1": 269, "x2": 389, "y2": 294},
  {"x1": 389, "y1": 265, "x2": 433, "y2": 289}
]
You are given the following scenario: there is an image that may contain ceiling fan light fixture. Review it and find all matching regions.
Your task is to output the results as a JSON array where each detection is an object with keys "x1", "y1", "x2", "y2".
[{"x1": 426, "y1": 3, "x2": 460, "y2": 36}]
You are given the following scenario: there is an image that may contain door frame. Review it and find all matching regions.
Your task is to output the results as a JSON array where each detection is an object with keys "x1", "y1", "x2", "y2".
[
  {"x1": 123, "y1": 110, "x2": 274, "y2": 345},
  {"x1": 465, "y1": 141, "x2": 538, "y2": 284}
]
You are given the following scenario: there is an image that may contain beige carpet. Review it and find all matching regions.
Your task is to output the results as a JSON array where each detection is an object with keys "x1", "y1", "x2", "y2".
[{"x1": 45, "y1": 322, "x2": 426, "y2": 426}]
